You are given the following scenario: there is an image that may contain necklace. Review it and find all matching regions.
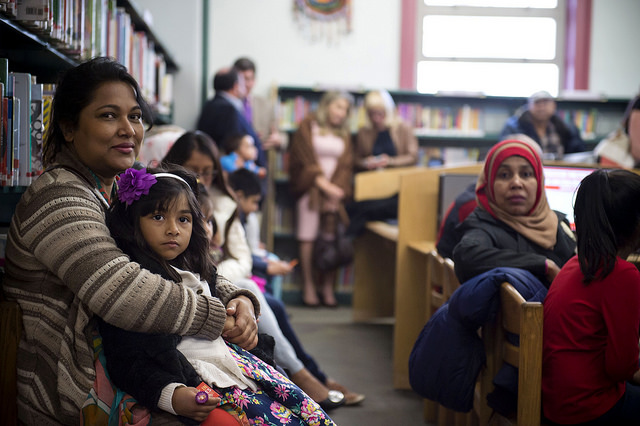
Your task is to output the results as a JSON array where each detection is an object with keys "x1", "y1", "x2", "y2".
[{"x1": 89, "y1": 170, "x2": 117, "y2": 206}]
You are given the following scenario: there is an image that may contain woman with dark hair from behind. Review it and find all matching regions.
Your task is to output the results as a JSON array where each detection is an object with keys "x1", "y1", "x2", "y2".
[{"x1": 543, "y1": 169, "x2": 640, "y2": 425}]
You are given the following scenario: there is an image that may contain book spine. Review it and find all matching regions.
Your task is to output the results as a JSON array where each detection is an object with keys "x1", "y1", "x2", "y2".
[
  {"x1": 2, "y1": 97, "x2": 8, "y2": 186},
  {"x1": 31, "y1": 83, "x2": 43, "y2": 177},
  {"x1": 11, "y1": 97, "x2": 19, "y2": 187},
  {"x1": 0, "y1": 82, "x2": 4, "y2": 186},
  {"x1": 11, "y1": 72, "x2": 32, "y2": 186}
]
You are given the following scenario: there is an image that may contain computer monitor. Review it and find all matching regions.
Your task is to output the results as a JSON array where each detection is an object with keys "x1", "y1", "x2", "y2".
[
  {"x1": 438, "y1": 173, "x2": 478, "y2": 227},
  {"x1": 543, "y1": 165, "x2": 596, "y2": 230}
]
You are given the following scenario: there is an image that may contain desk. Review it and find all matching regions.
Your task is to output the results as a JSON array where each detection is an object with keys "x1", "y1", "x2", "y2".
[{"x1": 352, "y1": 221, "x2": 399, "y2": 321}]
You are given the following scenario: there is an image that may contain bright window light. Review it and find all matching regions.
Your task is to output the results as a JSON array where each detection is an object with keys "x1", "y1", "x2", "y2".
[
  {"x1": 423, "y1": 16, "x2": 556, "y2": 59},
  {"x1": 416, "y1": 61, "x2": 559, "y2": 97},
  {"x1": 424, "y1": 0, "x2": 557, "y2": 7}
]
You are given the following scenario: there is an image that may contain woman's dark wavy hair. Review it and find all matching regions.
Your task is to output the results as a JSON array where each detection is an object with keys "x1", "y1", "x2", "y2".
[
  {"x1": 161, "y1": 130, "x2": 239, "y2": 259},
  {"x1": 43, "y1": 57, "x2": 153, "y2": 166},
  {"x1": 107, "y1": 165, "x2": 215, "y2": 283},
  {"x1": 575, "y1": 169, "x2": 640, "y2": 283}
]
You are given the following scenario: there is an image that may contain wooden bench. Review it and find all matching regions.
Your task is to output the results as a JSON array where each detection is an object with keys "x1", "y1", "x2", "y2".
[
  {"x1": 350, "y1": 163, "x2": 485, "y2": 387},
  {"x1": 351, "y1": 166, "x2": 421, "y2": 322},
  {"x1": 422, "y1": 251, "x2": 470, "y2": 426},
  {"x1": 393, "y1": 163, "x2": 483, "y2": 389},
  {"x1": 490, "y1": 282, "x2": 544, "y2": 426}
]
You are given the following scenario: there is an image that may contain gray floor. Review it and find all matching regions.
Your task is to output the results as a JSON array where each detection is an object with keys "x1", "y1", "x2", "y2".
[{"x1": 286, "y1": 304, "x2": 434, "y2": 426}]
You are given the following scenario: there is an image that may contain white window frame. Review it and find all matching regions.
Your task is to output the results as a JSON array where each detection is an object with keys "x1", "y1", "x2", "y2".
[{"x1": 415, "y1": 1, "x2": 566, "y2": 96}]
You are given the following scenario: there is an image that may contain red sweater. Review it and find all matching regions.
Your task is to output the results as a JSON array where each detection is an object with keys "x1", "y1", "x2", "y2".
[{"x1": 542, "y1": 256, "x2": 640, "y2": 424}]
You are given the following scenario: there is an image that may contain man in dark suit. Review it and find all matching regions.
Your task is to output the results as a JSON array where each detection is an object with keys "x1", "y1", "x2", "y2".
[{"x1": 197, "y1": 67, "x2": 266, "y2": 167}]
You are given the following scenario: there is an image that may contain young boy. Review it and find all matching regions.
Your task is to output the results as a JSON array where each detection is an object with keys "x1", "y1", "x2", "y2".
[
  {"x1": 221, "y1": 133, "x2": 267, "y2": 178},
  {"x1": 228, "y1": 168, "x2": 294, "y2": 298}
]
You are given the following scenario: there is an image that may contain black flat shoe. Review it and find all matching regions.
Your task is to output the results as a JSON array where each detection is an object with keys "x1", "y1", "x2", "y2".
[
  {"x1": 318, "y1": 390, "x2": 345, "y2": 411},
  {"x1": 302, "y1": 299, "x2": 321, "y2": 308}
]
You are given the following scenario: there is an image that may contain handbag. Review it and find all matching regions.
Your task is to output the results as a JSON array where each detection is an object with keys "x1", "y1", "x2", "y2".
[{"x1": 313, "y1": 211, "x2": 354, "y2": 271}]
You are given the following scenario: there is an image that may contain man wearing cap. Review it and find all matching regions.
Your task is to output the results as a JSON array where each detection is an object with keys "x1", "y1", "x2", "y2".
[{"x1": 499, "y1": 91, "x2": 585, "y2": 159}]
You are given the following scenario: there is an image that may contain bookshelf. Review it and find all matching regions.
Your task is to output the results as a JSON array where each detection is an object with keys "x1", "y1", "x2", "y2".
[
  {"x1": 267, "y1": 85, "x2": 630, "y2": 297},
  {"x1": 0, "y1": 0, "x2": 179, "y2": 228}
]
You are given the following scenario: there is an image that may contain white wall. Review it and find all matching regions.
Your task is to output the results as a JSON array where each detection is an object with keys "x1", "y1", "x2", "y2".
[
  {"x1": 590, "y1": 0, "x2": 640, "y2": 98},
  {"x1": 135, "y1": 0, "x2": 639, "y2": 129},
  {"x1": 134, "y1": 0, "x2": 204, "y2": 129},
  {"x1": 206, "y1": 0, "x2": 401, "y2": 100}
]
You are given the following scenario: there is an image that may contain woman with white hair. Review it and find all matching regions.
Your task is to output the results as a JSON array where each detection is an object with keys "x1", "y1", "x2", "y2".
[{"x1": 354, "y1": 89, "x2": 418, "y2": 171}]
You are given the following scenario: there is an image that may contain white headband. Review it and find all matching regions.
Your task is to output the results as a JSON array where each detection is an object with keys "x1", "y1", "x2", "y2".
[{"x1": 154, "y1": 173, "x2": 190, "y2": 188}]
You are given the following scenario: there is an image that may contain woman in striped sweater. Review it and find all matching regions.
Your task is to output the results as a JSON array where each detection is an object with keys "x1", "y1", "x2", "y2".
[{"x1": 2, "y1": 57, "x2": 260, "y2": 425}]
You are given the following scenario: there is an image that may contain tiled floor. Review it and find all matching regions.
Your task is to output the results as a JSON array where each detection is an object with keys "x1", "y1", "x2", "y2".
[{"x1": 286, "y1": 304, "x2": 432, "y2": 426}]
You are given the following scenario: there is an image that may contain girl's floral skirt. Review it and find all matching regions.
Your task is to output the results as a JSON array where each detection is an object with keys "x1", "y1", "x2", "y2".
[{"x1": 214, "y1": 342, "x2": 335, "y2": 426}]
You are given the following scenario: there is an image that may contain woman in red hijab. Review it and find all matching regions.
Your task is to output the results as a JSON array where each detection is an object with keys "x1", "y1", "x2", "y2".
[{"x1": 452, "y1": 138, "x2": 576, "y2": 286}]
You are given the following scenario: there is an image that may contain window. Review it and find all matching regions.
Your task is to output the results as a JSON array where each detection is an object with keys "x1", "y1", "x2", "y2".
[{"x1": 416, "y1": 0, "x2": 565, "y2": 97}]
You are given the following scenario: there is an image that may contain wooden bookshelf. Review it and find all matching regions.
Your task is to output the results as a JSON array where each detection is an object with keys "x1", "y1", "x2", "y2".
[{"x1": 0, "y1": 0, "x2": 179, "y2": 227}]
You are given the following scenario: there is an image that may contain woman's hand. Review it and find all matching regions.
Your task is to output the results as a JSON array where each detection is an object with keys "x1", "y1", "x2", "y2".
[
  {"x1": 172, "y1": 386, "x2": 219, "y2": 422},
  {"x1": 366, "y1": 154, "x2": 389, "y2": 169},
  {"x1": 223, "y1": 295, "x2": 258, "y2": 350},
  {"x1": 315, "y1": 175, "x2": 344, "y2": 201},
  {"x1": 545, "y1": 259, "x2": 561, "y2": 283}
]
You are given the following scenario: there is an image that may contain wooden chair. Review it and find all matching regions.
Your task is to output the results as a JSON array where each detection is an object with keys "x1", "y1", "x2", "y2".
[
  {"x1": 423, "y1": 251, "x2": 470, "y2": 426},
  {"x1": 1, "y1": 284, "x2": 22, "y2": 426},
  {"x1": 492, "y1": 282, "x2": 544, "y2": 426}
]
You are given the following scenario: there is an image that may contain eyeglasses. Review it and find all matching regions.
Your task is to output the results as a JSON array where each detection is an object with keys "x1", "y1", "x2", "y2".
[{"x1": 197, "y1": 170, "x2": 218, "y2": 178}]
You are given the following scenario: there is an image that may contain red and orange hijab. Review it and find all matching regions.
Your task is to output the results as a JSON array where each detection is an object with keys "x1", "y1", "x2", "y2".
[{"x1": 476, "y1": 139, "x2": 558, "y2": 249}]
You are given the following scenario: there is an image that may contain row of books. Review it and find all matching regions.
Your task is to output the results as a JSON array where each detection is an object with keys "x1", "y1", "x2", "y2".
[
  {"x1": 278, "y1": 96, "x2": 486, "y2": 136},
  {"x1": 557, "y1": 108, "x2": 599, "y2": 140},
  {"x1": 1, "y1": 0, "x2": 173, "y2": 111},
  {"x1": 1, "y1": 60, "x2": 53, "y2": 187}
]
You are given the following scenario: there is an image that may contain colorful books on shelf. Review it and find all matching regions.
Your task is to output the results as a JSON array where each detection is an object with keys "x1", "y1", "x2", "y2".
[
  {"x1": 0, "y1": 59, "x2": 52, "y2": 187},
  {"x1": 278, "y1": 95, "x2": 486, "y2": 137},
  {"x1": 5, "y1": 0, "x2": 171, "y2": 115},
  {"x1": 557, "y1": 108, "x2": 598, "y2": 141}
]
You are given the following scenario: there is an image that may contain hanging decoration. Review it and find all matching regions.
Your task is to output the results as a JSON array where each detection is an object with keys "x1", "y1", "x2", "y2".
[{"x1": 294, "y1": 0, "x2": 352, "y2": 45}]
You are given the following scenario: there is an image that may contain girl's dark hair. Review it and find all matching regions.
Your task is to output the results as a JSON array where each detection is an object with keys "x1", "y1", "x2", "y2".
[
  {"x1": 575, "y1": 169, "x2": 640, "y2": 283},
  {"x1": 44, "y1": 57, "x2": 153, "y2": 166},
  {"x1": 107, "y1": 165, "x2": 215, "y2": 282},
  {"x1": 162, "y1": 131, "x2": 239, "y2": 259}
]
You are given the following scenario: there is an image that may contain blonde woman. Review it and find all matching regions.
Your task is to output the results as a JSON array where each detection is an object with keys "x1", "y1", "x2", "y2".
[
  {"x1": 354, "y1": 89, "x2": 418, "y2": 171},
  {"x1": 288, "y1": 91, "x2": 354, "y2": 307}
]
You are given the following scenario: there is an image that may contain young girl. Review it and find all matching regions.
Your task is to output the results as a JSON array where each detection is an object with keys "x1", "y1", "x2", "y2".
[
  {"x1": 542, "y1": 169, "x2": 640, "y2": 425},
  {"x1": 99, "y1": 166, "x2": 335, "y2": 425}
]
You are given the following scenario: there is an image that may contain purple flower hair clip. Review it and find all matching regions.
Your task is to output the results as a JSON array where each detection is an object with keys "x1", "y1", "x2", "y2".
[{"x1": 117, "y1": 168, "x2": 157, "y2": 205}]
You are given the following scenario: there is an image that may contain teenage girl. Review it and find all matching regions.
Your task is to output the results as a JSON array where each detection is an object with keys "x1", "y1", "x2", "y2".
[
  {"x1": 543, "y1": 169, "x2": 640, "y2": 425},
  {"x1": 99, "y1": 166, "x2": 335, "y2": 425}
]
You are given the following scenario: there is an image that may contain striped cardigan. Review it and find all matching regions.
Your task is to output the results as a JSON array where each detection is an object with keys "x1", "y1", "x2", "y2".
[{"x1": 2, "y1": 146, "x2": 259, "y2": 425}]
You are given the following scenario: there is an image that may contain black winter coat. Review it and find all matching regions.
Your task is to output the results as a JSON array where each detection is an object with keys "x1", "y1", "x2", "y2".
[{"x1": 452, "y1": 208, "x2": 576, "y2": 286}]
